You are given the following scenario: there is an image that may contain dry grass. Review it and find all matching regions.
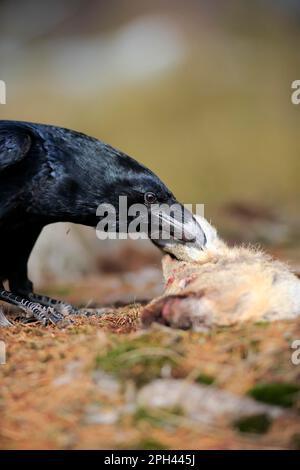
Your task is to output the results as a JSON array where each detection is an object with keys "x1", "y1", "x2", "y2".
[{"x1": 0, "y1": 295, "x2": 300, "y2": 450}]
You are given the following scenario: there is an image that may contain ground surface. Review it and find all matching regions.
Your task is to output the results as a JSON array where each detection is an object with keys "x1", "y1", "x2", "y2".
[{"x1": 1, "y1": 286, "x2": 300, "y2": 450}]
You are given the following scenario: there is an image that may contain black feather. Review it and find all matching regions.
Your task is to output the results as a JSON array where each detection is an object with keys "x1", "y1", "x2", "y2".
[{"x1": 0, "y1": 120, "x2": 175, "y2": 294}]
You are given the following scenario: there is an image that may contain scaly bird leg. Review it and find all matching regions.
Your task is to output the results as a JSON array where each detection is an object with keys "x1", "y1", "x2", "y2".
[
  {"x1": 27, "y1": 294, "x2": 111, "y2": 319},
  {"x1": 26, "y1": 293, "x2": 80, "y2": 316},
  {"x1": 0, "y1": 289, "x2": 65, "y2": 325}
]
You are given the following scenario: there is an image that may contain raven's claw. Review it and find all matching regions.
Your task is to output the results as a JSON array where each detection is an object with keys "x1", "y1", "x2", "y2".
[{"x1": 0, "y1": 289, "x2": 73, "y2": 327}]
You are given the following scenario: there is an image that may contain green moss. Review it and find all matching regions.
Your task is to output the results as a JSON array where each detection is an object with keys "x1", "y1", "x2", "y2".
[
  {"x1": 133, "y1": 407, "x2": 153, "y2": 422},
  {"x1": 133, "y1": 407, "x2": 166, "y2": 427},
  {"x1": 234, "y1": 413, "x2": 272, "y2": 434},
  {"x1": 134, "y1": 438, "x2": 168, "y2": 450},
  {"x1": 195, "y1": 373, "x2": 215, "y2": 385},
  {"x1": 94, "y1": 335, "x2": 181, "y2": 386},
  {"x1": 247, "y1": 382, "x2": 300, "y2": 407}
]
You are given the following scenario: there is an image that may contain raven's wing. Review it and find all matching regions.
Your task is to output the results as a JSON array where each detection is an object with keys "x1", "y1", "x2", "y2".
[{"x1": 0, "y1": 130, "x2": 31, "y2": 172}]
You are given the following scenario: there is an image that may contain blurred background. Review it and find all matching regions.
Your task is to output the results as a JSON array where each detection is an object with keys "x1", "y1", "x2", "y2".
[{"x1": 1, "y1": 0, "x2": 300, "y2": 301}]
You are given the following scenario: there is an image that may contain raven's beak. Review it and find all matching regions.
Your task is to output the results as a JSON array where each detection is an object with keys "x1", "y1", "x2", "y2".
[{"x1": 149, "y1": 202, "x2": 206, "y2": 252}]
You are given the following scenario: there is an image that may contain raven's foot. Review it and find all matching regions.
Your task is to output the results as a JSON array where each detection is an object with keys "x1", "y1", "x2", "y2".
[
  {"x1": 0, "y1": 289, "x2": 67, "y2": 326},
  {"x1": 27, "y1": 293, "x2": 80, "y2": 316},
  {"x1": 23, "y1": 302, "x2": 65, "y2": 325}
]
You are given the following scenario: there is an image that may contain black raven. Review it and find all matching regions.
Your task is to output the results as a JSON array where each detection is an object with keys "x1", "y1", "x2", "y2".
[{"x1": 0, "y1": 120, "x2": 205, "y2": 326}]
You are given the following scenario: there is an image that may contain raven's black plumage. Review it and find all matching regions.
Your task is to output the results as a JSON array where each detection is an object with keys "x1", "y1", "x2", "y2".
[{"x1": 0, "y1": 120, "x2": 204, "y2": 325}]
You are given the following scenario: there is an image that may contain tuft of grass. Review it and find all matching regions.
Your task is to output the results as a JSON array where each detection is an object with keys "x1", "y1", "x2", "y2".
[
  {"x1": 247, "y1": 382, "x2": 300, "y2": 408},
  {"x1": 233, "y1": 413, "x2": 272, "y2": 434}
]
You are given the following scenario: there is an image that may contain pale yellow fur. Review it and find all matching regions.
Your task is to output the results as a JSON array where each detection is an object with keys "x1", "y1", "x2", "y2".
[{"x1": 161, "y1": 216, "x2": 300, "y2": 324}]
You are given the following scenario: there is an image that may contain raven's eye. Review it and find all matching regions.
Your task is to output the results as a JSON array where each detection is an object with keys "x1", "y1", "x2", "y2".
[{"x1": 144, "y1": 192, "x2": 157, "y2": 205}]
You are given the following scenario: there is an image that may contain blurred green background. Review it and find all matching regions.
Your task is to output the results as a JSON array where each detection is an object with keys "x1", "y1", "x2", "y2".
[
  {"x1": 1, "y1": 0, "x2": 300, "y2": 284},
  {"x1": 1, "y1": 0, "x2": 299, "y2": 210}
]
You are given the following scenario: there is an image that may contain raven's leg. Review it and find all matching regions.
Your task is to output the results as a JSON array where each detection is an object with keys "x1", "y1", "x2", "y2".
[
  {"x1": 3, "y1": 225, "x2": 77, "y2": 325},
  {"x1": 9, "y1": 256, "x2": 80, "y2": 316},
  {"x1": 12, "y1": 278, "x2": 81, "y2": 315},
  {"x1": 26, "y1": 292, "x2": 80, "y2": 315},
  {"x1": 10, "y1": 277, "x2": 81, "y2": 317},
  {"x1": 0, "y1": 289, "x2": 64, "y2": 325}
]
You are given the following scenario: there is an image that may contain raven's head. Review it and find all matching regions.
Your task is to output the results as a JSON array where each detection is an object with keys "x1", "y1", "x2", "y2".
[{"x1": 95, "y1": 149, "x2": 206, "y2": 253}]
